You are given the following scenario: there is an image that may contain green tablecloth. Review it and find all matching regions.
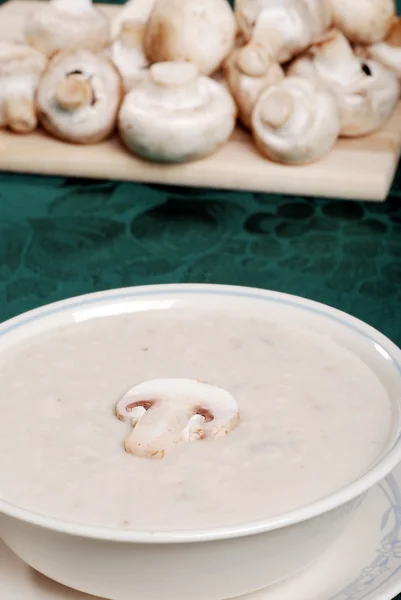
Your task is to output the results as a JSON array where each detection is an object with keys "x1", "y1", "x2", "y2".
[
  {"x1": 1, "y1": 174, "x2": 400, "y2": 345},
  {"x1": 0, "y1": 2, "x2": 401, "y2": 599}
]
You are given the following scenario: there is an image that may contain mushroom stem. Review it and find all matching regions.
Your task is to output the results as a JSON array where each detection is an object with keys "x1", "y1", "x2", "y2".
[
  {"x1": 312, "y1": 29, "x2": 364, "y2": 82},
  {"x1": 55, "y1": 74, "x2": 94, "y2": 111},
  {"x1": 313, "y1": 29, "x2": 355, "y2": 64},
  {"x1": 236, "y1": 42, "x2": 271, "y2": 77},
  {"x1": 252, "y1": 15, "x2": 284, "y2": 61},
  {"x1": 148, "y1": 62, "x2": 205, "y2": 109},
  {"x1": 259, "y1": 89, "x2": 294, "y2": 128},
  {"x1": 5, "y1": 97, "x2": 37, "y2": 134},
  {"x1": 124, "y1": 401, "x2": 192, "y2": 459}
]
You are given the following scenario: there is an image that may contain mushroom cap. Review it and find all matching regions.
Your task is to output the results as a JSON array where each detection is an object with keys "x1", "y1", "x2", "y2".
[
  {"x1": 25, "y1": 0, "x2": 110, "y2": 58},
  {"x1": 0, "y1": 41, "x2": 47, "y2": 77},
  {"x1": 252, "y1": 76, "x2": 340, "y2": 164},
  {"x1": 0, "y1": 42, "x2": 47, "y2": 133},
  {"x1": 143, "y1": 0, "x2": 237, "y2": 76},
  {"x1": 224, "y1": 41, "x2": 284, "y2": 129},
  {"x1": 357, "y1": 18, "x2": 401, "y2": 79},
  {"x1": 328, "y1": 0, "x2": 396, "y2": 44},
  {"x1": 37, "y1": 50, "x2": 123, "y2": 144},
  {"x1": 111, "y1": 0, "x2": 155, "y2": 41},
  {"x1": 235, "y1": 0, "x2": 313, "y2": 64},
  {"x1": 303, "y1": 0, "x2": 332, "y2": 40},
  {"x1": 386, "y1": 17, "x2": 401, "y2": 47},
  {"x1": 288, "y1": 29, "x2": 400, "y2": 137},
  {"x1": 118, "y1": 60, "x2": 237, "y2": 163},
  {"x1": 115, "y1": 378, "x2": 240, "y2": 459},
  {"x1": 110, "y1": 19, "x2": 149, "y2": 92},
  {"x1": 337, "y1": 59, "x2": 400, "y2": 137}
]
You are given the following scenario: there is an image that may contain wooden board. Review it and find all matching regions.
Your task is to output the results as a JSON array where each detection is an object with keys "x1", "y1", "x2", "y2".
[{"x1": 1, "y1": 0, "x2": 401, "y2": 201}]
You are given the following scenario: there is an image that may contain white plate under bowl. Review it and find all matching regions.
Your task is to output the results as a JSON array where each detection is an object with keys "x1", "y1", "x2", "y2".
[{"x1": 1, "y1": 460, "x2": 401, "y2": 600}]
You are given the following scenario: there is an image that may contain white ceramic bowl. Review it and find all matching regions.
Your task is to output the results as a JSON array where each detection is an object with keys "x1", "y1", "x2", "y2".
[{"x1": 1, "y1": 284, "x2": 401, "y2": 600}]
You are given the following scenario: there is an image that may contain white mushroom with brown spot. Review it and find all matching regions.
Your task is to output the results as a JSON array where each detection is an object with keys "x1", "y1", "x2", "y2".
[
  {"x1": 356, "y1": 18, "x2": 401, "y2": 81},
  {"x1": 252, "y1": 76, "x2": 340, "y2": 164},
  {"x1": 288, "y1": 29, "x2": 400, "y2": 137},
  {"x1": 144, "y1": 0, "x2": 237, "y2": 76},
  {"x1": 110, "y1": 19, "x2": 149, "y2": 92},
  {"x1": 119, "y1": 61, "x2": 237, "y2": 163},
  {"x1": 115, "y1": 378, "x2": 240, "y2": 458},
  {"x1": 37, "y1": 50, "x2": 123, "y2": 144},
  {"x1": 328, "y1": 0, "x2": 396, "y2": 45},
  {"x1": 111, "y1": 0, "x2": 155, "y2": 41},
  {"x1": 25, "y1": 0, "x2": 110, "y2": 58},
  {"x1": 224, "y1": 40, "x2": 284, "y2": 129},
  {"x1": 0, "y1": 41, "x2": 47, "y2": 134},
  {"x1": 235, "y1": 0, "x2": 314, "y2": 64}
]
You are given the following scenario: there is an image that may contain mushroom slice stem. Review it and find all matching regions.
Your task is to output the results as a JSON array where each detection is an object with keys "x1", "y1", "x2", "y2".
[
  {"x1": 252, "y1": 76, "x2": 340, "y2": 164},
  {"x1": 115, "y1": 378, "x2": 240, "y2": 459}
]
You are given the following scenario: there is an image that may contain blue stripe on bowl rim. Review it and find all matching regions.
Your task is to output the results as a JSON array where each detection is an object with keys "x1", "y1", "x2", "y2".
[{"x1": 0, "y1": 286, "x2": 400, "y2": 374}]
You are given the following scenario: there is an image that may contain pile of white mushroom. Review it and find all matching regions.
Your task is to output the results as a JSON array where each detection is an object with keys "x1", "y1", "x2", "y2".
[{"x1": 1, "y1": 0, "x2": 401, "y2": 165}]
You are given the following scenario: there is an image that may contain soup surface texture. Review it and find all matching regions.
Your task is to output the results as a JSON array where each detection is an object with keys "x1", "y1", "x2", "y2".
[{"x1": 0, "y1": 307, "x2": 393, "y2": 531}]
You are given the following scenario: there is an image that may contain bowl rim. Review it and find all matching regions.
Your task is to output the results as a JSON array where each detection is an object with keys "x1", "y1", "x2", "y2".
[{"x1": 1, "y1": 283, "x2": 401, "y2": 544}]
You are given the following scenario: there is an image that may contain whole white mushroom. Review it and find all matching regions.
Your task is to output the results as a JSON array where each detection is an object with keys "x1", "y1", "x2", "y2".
[
  {"x1": 25, "y1": 0, "x2": 110, "y2": 59},
  {"x1": 37, "y1": 50, "x2": 123, "y2": 144},
  {"x1": 0, "y1": 41, "x2": 47, "y2": 134},
  {"x1": 328, "y1": 0, "x2": 396, "y2": 45},
  {"x1": 143, "y1": 0, "x2": 237, "y2": 76},
  {"x1": 118, "y1": 61, "x2": 237, "y2": 163},
  {"x1": 252, "y1": 76, "x2": 340, "y2": 164}
]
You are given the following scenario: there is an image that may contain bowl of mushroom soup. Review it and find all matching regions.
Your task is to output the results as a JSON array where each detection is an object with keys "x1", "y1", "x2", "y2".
[{"x1": 0, "y1": 284, "x2": 401, "y2": 600}]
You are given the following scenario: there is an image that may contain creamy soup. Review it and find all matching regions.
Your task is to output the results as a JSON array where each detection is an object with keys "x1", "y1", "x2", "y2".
[{"x1": 0, "y1": 308, "x2": 393, "y2": 531}]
